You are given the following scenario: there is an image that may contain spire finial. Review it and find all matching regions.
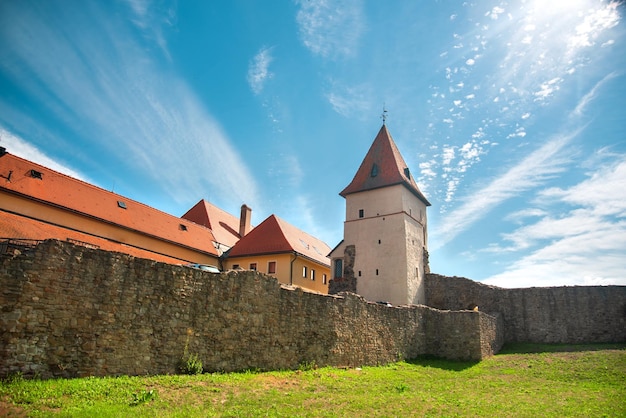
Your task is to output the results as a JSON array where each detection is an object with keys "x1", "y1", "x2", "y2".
[{"x1": 381, "y1": 104, "x2": 388, "y2": 125}]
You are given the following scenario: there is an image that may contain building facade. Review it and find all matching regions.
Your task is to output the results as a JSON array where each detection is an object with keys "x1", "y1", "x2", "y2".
[
  {"x1": 329, "y1": 125, "x2": 430, "y2": 305},
  {"x1": 224, "y1": 214, "x2": 331, "y2": 294}
]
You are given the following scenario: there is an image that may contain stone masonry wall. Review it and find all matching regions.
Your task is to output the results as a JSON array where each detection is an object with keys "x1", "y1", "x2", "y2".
[
  {"x1": 425, "y1": 274, "x2": 626, "y2": 344},
  {"x1": 0, "y1": 241, "x2": 498, "y2": 379}
]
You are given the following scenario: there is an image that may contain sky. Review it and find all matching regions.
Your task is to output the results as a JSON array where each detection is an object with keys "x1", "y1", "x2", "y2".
[{"x1": 1, "y1": 0, "x2": 625, "y2": 288}]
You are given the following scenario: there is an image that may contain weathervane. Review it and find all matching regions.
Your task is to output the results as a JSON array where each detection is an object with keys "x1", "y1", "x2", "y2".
[{"x1": 381, "y1": 104, "x2": 388, "y2": 125}]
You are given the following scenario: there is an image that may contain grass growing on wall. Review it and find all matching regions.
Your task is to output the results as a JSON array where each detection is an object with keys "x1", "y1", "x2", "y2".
[{"x1": 1, "y1": 343, "x2": 624, "y2": 417}]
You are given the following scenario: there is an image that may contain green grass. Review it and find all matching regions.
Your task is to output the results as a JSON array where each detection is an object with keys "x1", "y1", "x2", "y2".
[{"x1": 1, "y1": 343, "x2": 624, "y2": 417}]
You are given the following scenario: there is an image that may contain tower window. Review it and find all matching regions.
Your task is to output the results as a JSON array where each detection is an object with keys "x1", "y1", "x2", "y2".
[
  {"x1": 302, "y1": 266, "x2": 308, "y2": 278},
  {"x1": 376, "y1": 269, "x2": 379, "y2": 275},
  {"x1": 359, "y1": 209, "x2": 364, "y2": 218},
  {"x1": 311, "y1": 269, "x2": 316, "y2": 281},
  {"x1": 334, "y1": 259, "x2": 343, "y2": 278},
  {"x1": 323, "y1": 274, "x2": 327, "y2": 284}
]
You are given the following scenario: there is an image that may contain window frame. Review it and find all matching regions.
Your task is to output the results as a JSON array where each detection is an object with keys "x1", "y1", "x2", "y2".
[{"x1": 268, "y1": 261, "x2": 277, "y2": 274}]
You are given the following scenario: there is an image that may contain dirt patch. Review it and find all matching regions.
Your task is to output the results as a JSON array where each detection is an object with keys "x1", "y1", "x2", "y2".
[{"x1": 0, "y1": 400, "x2": 27, "y2": 417}]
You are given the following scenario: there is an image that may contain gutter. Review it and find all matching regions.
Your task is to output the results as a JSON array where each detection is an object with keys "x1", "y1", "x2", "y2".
[{"x1": 290, "y1": 251, "x2": 298, "y2": 285}]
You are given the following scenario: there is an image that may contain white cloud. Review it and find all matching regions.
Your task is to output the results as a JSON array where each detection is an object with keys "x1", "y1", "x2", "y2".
[
  {"x1": 572, "y1": 71, "x2": 618, "y2": 117},
  {"x1": 432, "y1": 129, "x2": 578, "y2": 249},
  {"x1": 123, "y1": 0, "x2": 175, "y2": 60},
  {"x1": 504, "y1": 208, "x2": 549, "y2": 223},
  {"x1": 0, "y1": 1, "x2": 260, "y2": 209},
  {"x1": 295, "y1": 0, "x2": 365, "y2": 58},
  {"x1": 0, "y1": 128, "x2": 87, "y2": 181},
  {"x1": 568, "y1": 2, "x2": 620, "y2": 50},
  {"x1": 326, "y1": 82, "x2": 372, "y2": 117},
  {"x1": 247, "y1": 46, "x2": 274, "y2": 95},
  {"x1": 483, "y1": 155, "x2": 626, "y2": 288}
]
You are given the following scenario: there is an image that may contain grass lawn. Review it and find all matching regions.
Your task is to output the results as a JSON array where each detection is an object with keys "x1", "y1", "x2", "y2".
[{"x1": 1, "y1": 343, "x2": 624, "y2": 417}]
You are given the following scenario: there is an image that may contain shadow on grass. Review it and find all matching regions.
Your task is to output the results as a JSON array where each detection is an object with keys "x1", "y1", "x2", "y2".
[
  {"x1": 497, "y1": 342, "x2": 626, "y2": 355},
  {"x1": 403, "y1": 343, "x2": 625, "y2": 371},
  {"x1": 405, "y1": 355, "x2": 479, "y2": 371}
]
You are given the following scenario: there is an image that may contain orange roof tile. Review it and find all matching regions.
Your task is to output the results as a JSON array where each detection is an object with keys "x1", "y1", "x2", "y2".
[
  {"x1": 0, "y1": 211, "x2": 186, "y2": 264},
  {"x1": 227, "y1": 214, "x2": 330, "y2": 266},
  {"x1": 340, "y1": 125, "x2": 430, "y2": 206},
  {"x1": 0, "y1": 152, "x2": 218, "y2": 256},
  {"x1": 181, "y1": 199, "x2": 244, "y2": 248}
]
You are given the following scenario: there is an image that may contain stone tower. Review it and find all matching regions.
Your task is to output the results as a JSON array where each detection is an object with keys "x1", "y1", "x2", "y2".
[{"x1": 329, "y1": 124, "x2": 431, "y2": 305}]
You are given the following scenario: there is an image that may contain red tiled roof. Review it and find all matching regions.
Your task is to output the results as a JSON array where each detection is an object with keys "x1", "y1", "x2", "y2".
[
  {"x1": 340, "y1": 125, "x2": 430, "y2": 206},
  {"x1": 227, "y1": 214, "x2": 330, "y2": 266},
  {"x1": 0, "y1": 152, "x2": 218, "y2": 256},
  {"x1": 181, "y1": 199, "x2": 244, "y2": 248},
  {"x1": 0, "y1": 211, "x2": 187, "y2": 264}
]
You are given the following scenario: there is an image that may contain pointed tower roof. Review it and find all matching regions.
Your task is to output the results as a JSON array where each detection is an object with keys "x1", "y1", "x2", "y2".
[{"x1": 340, "y1": 125, "x2": 431, "y2": 206}]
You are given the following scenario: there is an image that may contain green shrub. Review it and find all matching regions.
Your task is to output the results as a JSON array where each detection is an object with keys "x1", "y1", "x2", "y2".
[{"x1": 179, "y1": 353, "x2": 203, "y2": 375}]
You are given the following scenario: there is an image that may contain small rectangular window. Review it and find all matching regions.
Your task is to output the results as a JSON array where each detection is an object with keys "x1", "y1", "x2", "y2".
[
  {"x1": 249, "y1": 263, "x2": 257, "y2": 271},
  {"x1": 268, "y1": 261, "x2": 276, "y2": 274},
  {"x1": 334, "y1": 259, "x2": 343, "y2": 278},
  {"x1": 302, "y1": 266, "x2": 308, "y2": 278},
  {"x1": 359, "y1": 209, "x2": 364, "y2": 218},
  {"x1": 323, "y1": 274, "x2": 327, "y2": 284},
  {"x1": 232, "y1": 264, "x2": 240, "y2": 269},
  {"x1": 311, "y1": 269, "x2": 316, "y2": 281}
]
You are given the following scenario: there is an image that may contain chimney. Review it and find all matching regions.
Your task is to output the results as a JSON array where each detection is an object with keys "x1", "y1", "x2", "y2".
[{"x1": 239, "y1": 204, "x2": 252, "y2": 237}]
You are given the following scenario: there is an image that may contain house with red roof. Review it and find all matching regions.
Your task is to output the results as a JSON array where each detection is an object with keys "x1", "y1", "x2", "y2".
[
  {"x1": 182, "y1": 200, "x2": 252, "y2": 256},
  {"x1": 0, "y1": 148, "x2": 219, "y2": 266},
  {"x1": 0, "y1": 147, "x2": 331, "y2": 293},
  {"x1": 329, "y1": 124, "x2": 430, "y2": 305},
  {"x1": 223, "y1": 214, "x2": 331, "y2": 294}
]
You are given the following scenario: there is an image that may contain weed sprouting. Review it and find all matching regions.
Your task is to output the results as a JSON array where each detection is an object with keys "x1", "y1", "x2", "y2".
[
  {"x1": 179, "y1": 353, "x2": 204, "y2": 375},
  {"x1": 130, "y1": 388, "x2": 157, "y2": 406}
]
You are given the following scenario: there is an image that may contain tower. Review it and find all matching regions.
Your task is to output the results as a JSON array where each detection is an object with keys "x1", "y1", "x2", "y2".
[{"x1": 329, "y1": 124, "x2": 431, "y2": 305}]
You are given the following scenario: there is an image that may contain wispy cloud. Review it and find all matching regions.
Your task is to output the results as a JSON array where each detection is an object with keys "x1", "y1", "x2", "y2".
[
  {"x1": 422, "y1": 0, "x2": 621, "y2": 208},
  {"x1": 247, "y1": 46, "x2": 274, "y2": 95},
  {"x1": 295, "y1": 0, "x2": 365, "y2": 59},
  {"x1": 0, "y1": 1, "x2": 260, "y2": 208},
  {"x1": 123, "y1": 0, "x2": 176, "y2": 60},
  {"x1": 483, "y1": 154, "x2": 626, "y2": 288},
  {"x1": 0, "y1": 128, "x2": 87, "y2": 181},
  {"x1": 326, "y1": 82, "x2": 372, "y2": 117},
  {"x1": 432, "y1": 129, "x2": 577, "y2": 249},
  {"x1": 572, "y1": 71, "x2": 619, "y2": 117}
]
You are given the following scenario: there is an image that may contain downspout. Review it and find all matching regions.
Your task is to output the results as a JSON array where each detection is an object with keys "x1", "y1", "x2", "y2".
[{"x1": 290, "y1": 251, "x2": 298, "y2": 285}]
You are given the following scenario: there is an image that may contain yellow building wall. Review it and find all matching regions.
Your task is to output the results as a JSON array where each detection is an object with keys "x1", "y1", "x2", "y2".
[
  {"x1": 0, "y1": 192, "x2": 218, "y2": 266},
  {"x1": 224, "y1": 253, "x2": 330, "y2": 294}
]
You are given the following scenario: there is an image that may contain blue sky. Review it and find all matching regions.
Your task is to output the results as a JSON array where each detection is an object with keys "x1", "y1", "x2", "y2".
[{"x1": 1, "y1": 0, "x2": 624, "y2": 288}]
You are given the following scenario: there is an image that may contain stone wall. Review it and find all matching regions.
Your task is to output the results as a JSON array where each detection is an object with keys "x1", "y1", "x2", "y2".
[
  {"x1": 0, "y1": 241, "x2": 499, "y2": 379},
  {"x1": 425, "y1": 274, "x2": 626, "y2": 344}
]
